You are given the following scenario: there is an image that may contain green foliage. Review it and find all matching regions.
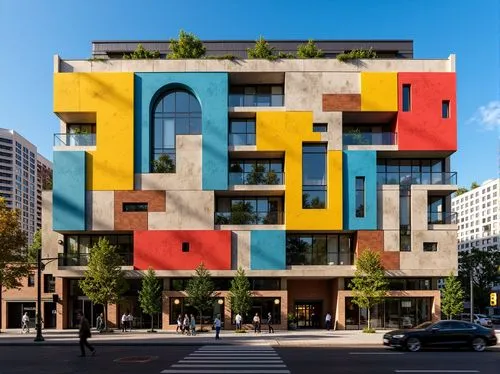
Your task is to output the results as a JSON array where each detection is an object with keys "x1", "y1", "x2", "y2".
[
  {"x1": 246, "y1": 164, "x2": 266, "y2": 184},
  {"x1": 168, "y1": 30, "x2": 206, "y2": 59},
  {"x1": 350, "y1": 249, "x2": 388, "y2": 331},
  {"x1": 205, "y1": 54, "x2": 238, "y2": 60},
  {"x1": 302, "y1": 193, "x2": 326, "y2": 209},
  {"x1": 441, "y1": 272, "x2": 464, "y2": 319},
  {"x1": 152, "y1": 154, "x2": 175, "y2": 173},
  {"x1": 186, "y1": 263, "x2": 217, "y2": 330},
  {"x1": 344, "y1": 128, "x2": 370, "y2": 145},
  {"x1": 228, "y1": 267, "x2": 253, "y2": 320},
  {"x1": 0, "y1": 198, "x2": 29, "y2": 291},
  {"x1": 123, "y1": 44, "x2": 160, "y2": 60},
  {"x1": 28, "y1": 229, "x2": 42, "y2": 264},
  {"x1": 470, "y1": 181, "x2": 480, "y2": 189},
  {"x1": 455, "y1": 187, "x2": 468, "y2": 196},
  {"x1": 265, "y1": 170, "x2": 280, "y2": 185},
  {"x1": 79, "y1": 238, "x2": 128, "y2": 330},
  {"x1": 247, "y1": 37, "x2": 278, "y2": 61},
  {"x1": 459, "y1": 247, "x2": 500, "y2": 310},
  {"x1": 297, "y1": 39, "x2": 325, "y2": 58},
  {"x1": 277, "y1": 51, "x2": 295, "y2": 59},
  {"x1": 230, "y1": 201, "x2": 258, "y2": 224},
  {"x1": 337, "y1": 48, "x2": 377, "y2": 62},
  {"x1": 138, "y1": 267, "x2": 162, "y2": 332}
]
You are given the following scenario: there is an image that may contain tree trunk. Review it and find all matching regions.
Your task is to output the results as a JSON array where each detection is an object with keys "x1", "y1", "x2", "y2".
[
  {"x1": 104, "y1": 303, "x2": 108, "y2": 332},
  {"x1": 150, "y1": 313, "x2": 154, "y2": 332},
  {"x1": 199, "y1": 311, "x2": 203, "y2": 332},
  {"x1": 367, "y1": 307, "x2": 371, "y2": 330}
]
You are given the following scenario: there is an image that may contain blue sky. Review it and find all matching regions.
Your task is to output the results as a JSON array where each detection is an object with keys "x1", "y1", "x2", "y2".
[{"x1": 0, "y1": 0, "x2": 498, "y2": 187}]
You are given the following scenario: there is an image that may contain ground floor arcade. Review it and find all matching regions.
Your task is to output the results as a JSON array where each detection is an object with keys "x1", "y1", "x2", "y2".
[{"x1": 1, "y1": 278, "x2": 441, "y2": 331}]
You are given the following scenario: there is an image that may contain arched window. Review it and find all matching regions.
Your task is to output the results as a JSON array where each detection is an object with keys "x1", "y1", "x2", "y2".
[{"x1": 152, "y1": 89, "x2": 201, "y2": 172}]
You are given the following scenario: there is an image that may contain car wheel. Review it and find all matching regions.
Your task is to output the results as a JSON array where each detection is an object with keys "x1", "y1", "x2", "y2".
[
  {"x1": 406, "y1": 337, "x2": 421, "y2": 352},
  {"x1": 471, "y1": 337, "x2": 486, "y2": 352}
]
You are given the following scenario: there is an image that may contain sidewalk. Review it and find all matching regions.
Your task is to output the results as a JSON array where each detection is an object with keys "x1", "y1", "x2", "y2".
[{"x1": 0, "y1": 328, "x2": 388, "y2": 347}]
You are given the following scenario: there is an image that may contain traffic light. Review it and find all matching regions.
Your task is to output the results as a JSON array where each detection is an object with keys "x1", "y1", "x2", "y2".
[{"x1": 490, "y1": 292, "x2": 497, "y2": 307}]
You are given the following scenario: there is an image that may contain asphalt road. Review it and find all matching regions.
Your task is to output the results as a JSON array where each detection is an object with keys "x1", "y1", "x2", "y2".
[{"x1": 0, "y1": 344, "x2": 497, "y2": 374}]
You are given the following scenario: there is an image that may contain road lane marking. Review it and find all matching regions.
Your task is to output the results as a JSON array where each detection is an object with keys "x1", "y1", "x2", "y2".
[
  {"x1": 161, "y1": 371, "x2": 291, "y2": 374},
  {"x1": 350, "y1": 352, "x2": 405, "y2": 355},
  {"x1": 172, "y1": 364, "x2": 287, "y2": 368},
  {"x1": 179, "y1": 360, "x2": 283, "y2": 363},
  {"x1": 394, "y1": 371, "x2": 480, "y2": 373}
]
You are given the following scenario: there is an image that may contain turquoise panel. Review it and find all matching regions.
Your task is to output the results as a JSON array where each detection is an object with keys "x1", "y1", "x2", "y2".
[
  {"x1": 342, "y1": 151, "x2": 377, "y2": 230},
  {"x1": 134, "y1": 73, "x2": 228, "y2": 190},
  {"x1": 53, "y1": 151, "x2": 86, "y2": 231},
  {"x1": 250, "y1": 230, "x2": 286, "y2": 270}
]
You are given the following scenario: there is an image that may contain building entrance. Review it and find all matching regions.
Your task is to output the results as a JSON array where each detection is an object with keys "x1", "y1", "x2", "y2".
[
  {"x1": 294, "y1": 301, "x2": 322, "y2": 328},
  {"x1": 68, "y1": 297, "x2": 103, "y2": 328}
]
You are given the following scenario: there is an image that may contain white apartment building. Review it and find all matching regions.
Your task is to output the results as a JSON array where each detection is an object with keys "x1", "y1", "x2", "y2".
[
  {"x1": 0, "y1": 128, "x2": 53, "y2": 245},
  {"x1": 453, "y1": 178, "x2": 499, "y2": 252}
]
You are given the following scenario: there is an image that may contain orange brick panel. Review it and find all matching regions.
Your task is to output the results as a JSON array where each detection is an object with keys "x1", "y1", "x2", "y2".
[
  {"x1": 114, "y1": 190, "x2": 166, "y2": 230},
  {"x1": 323, "y1": 94, "x2": 361, "y2": 111},
  {"x1": 355, "y1": 230, "x2": 400, "y2": 270}
]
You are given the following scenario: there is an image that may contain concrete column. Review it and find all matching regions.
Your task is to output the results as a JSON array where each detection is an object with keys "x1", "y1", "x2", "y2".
[
  {"x1": 55, "y1": 278, "x2": 67, "y2": 329},
  {"x1": 107, "y1": 304, "x2": 118, "y2": 328},
  {"x1": 162, "y1": 293, "x2": 170, "y2": 331}
]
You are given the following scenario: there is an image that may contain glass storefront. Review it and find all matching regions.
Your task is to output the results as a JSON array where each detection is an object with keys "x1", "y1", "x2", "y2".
[
  {"x1": 169, "y1": 297, "x2": 225, "y2": 326},
  {"x1": 345, "y1": 297, "x2": 432, "y2": 330}
]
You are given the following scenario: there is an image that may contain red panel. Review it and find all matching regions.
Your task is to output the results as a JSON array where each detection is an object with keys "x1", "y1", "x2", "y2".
[
  {"x1": 397, "y1": 73, "x2": 457, "y2": 151},
  {"x1": 134, "y1": 230, "x2": 231, "y2": 271}
]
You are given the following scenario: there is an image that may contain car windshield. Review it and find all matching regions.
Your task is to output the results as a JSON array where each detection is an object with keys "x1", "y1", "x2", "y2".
[
  {"x1": 476, "y1": 314, "x2": 487, "y2": 318},
  {"x1": 414, "y1": 321, "x2": 433, "y2": 329}
]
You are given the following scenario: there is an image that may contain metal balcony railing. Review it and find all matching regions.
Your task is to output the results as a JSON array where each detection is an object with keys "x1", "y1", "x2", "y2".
[
  {"x1": 228, "y1": 94, "x2": 284, "y2": 107},
  {"x1": 58, "y1": 252, "x2": 133, "y2": 266},
  {"x1": 343, "y1": 132, "x2": 397, "y2": 146},
  {"x1": 229, "y1": 171, "x2": 284, "y2": 186},
  {"x1": 228, "y1": 133, "x2": 256, "y2": 146},
  {"x1": 215, "y1": 211, "x2": 283, "y2": 225},
  {"x1": 428, "y1": 211, "x2": 457, "y2": 225},
  {"x1": 54, "y1": 133, "x2": 96, "y2": 147},
  {"x1": 377, "y1": 172, "x2": 457, "y2": 186}
]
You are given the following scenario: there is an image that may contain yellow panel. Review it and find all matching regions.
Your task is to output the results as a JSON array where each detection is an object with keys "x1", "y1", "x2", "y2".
[
  {"x1": 54, "y1": 73, "x2": 134, "y2": 191},
  {"x1": 256, "y1": 112, "x2": 342, "y2": 230},
  {"x1": 361, "y1": 72, "x2": 398, "y2": 111}
]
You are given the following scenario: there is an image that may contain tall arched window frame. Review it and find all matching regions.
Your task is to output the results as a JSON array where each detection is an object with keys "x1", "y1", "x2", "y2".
[{"x1": 152, "y1": 89, "x2": 202, "y2": 173}]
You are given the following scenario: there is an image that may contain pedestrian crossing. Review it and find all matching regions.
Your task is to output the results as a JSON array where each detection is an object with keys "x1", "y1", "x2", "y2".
[{"x1": 160, "y1": 345, "x2": 291, "y2": 373}]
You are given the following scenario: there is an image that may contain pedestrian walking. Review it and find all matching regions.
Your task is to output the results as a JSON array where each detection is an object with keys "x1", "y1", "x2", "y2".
[
  {"x1": 235, "y1": 313, "x2": 242, "y2": 330},
  {"x1": 126, "y1": 312, "x2": 133, "y2": 332},
  {"x1": 267, "y1": 312, "x2": 274, "y2": 333},
  {"x1": 21, "y1": 312, "x2": 30, "y2": 333},
  {"x1": 325, "y1": 312, "x2": 332, "y2": 331},
  {"x1": 176, "y1": 314, "x2": 182, "y2": 334},
  {"x1": 214, "y1": 314, "x2": 222, "y2": 340},
  {"x1": 183, "y1": 314, "x2": 190, "y2": 335},
  {"x1": 253, "y1": 313, "x2": 261, "y2": 333},
  {"x1": 77, "y1": 311, "x2": 96, "y2": 357},
  {"x1": 96, "y1": 313, "x2": 104, "y2": 332},
  {"x1": 121, "y1": 312, "x2": 127, "y2": 332},
  {"x1": 190, "y1": 314, "x2": 196, "y2": 336}
]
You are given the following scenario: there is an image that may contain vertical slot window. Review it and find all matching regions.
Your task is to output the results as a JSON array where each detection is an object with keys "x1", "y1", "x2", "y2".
[
  {"x1": 442, "y1": 100, "x2": 450, "y2": 118},
  {"x1": 355, "y1": 177, "x2": 365, "y2": 218},
  {"x1": 402, "y1": 84, "x2": 411, "y2": 112},
  {"x1": 302, "y1": 144, "x2": 327, "y2": 209}
]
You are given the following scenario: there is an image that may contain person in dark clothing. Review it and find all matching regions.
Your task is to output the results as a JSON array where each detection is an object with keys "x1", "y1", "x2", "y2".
[
  {"x1": 77, "y1": 311, "x2": 96, "y2": 357},
  {"x1": 267, "y1": 312, "x2": 274, "y2": 333}
]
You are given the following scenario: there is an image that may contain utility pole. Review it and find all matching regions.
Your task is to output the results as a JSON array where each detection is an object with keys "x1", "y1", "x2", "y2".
[
  {"x1": 34, "y1": 248, "x2": 44, "y2": 342},
  {"x1": 470, "y1": 268, "x2": 474, "y2": 323}
]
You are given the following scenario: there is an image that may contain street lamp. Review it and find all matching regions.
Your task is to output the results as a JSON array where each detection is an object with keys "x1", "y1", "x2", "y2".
[{"x1": 34, "y1": 248, "x2": 58, "y2": 342}]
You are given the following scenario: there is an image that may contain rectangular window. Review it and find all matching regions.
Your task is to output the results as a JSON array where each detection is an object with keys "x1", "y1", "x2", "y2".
[
  {"x1": 43, "y1": 274, "x2": 56, "y2": 293},
  {"x1": 228, "y1": 119, "x2": 256, "y2": 146},
  {"x1": 28, "y1": 274, "x2": 35, "y2": 287},
  {"x1": 355, "y1": 177, "x2": 365, "y2": 218},
  {"x1": 313, "y1": 123, "x2": 328, "y2": 133},
  {"x1": 122, "y1": 203, "x2": 148, "y2": 212},
  {"x1": 402, "y1": 84, "x2": 411, "y2": 112},
  {"x1": 286, "y1": 234, "x2": 354, "y2": 266},
  {"x1": 423, "y1": 242, "x2": 438, "y2": 252},
  {"x1": 182, "y1": 242, "x2": 189, "y2": 252},
  {"x1": 302, "y1": 144, "x2": 327, "y2": 209},
  {"x1": 442, "y1": 100, "x2": 450, "y2": 118}
]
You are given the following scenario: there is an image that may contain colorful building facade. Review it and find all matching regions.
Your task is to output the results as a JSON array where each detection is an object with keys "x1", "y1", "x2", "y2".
[{"x1": 7, "y1": 40, "x2": 459, "y2": 331}]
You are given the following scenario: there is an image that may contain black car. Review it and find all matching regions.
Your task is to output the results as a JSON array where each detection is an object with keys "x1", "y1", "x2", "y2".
[{"x1": 383, "y1": 320, "x2": 497, "y2": 352}]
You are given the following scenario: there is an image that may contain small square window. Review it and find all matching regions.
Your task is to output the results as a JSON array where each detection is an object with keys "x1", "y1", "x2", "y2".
[
  {"x1": 313, "y1": 123, "x2": 328, "y2": 133},
  {"x1": 182, "y1": 242, "x2": 190, "y2": 252},
  {"x1": 423, "y1": 242, "x2": 438, "y2": 252},
  {"x1": 123, "y1": 203, "x2": 148, "y2": 212},
  {"x1": 28, "y1": 274, "x2": 35, "y2": 287},
  {"x1": 442, "y1": 100, "x2": 450, "y2": 118}
]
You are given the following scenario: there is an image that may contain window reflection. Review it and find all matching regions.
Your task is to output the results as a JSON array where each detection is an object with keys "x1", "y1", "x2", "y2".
[
  {"x1": 302, "y1": 144, "x2": 327, "y2": 209},
  {"x1": 287, "y1": 234, "x2": 353, "y2": 265}
]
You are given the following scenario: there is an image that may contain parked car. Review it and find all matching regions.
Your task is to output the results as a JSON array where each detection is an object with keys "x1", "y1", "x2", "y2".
[
  {"x1": 383, "y1": 320, "x2": 497, "y2": 352},
  {"x1": 460, "y1": 313, "x2": 493, "y2": 328},
  {"x1": 489, "y1": 314, "x2": 500, "y2": 324}
]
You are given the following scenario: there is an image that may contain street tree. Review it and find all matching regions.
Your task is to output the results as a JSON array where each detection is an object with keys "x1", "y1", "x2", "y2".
[
  {"x1": 459, "y1": 247, "x2": 500, "y2": 311},
  {"x1": 441, "y1": 272, "x2": 464, "y2": 319},
  {"x1": 228, "y1": 267, "x2": 253, "y2": 328},
  {"x1": 168, "y1": 30, "x2": 206, "y2": 59},
  {"x1": 350, "y1": 249, "x2": 389, "y2": 332},
  {"x1": 186, "y1": 263, "x2": 217, "y2": 331},
  {"x1": 138, "y1": 267, "x2": 162, "y2": 332},
  {"x1": 79, "y1": 238, "x2": 128, "y2": 331},
  {"x1": 28, "y1": 229, "x2": 42, "y2": 264}
]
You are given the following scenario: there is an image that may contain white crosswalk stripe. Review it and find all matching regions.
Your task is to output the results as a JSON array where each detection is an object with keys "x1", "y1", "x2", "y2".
[{"x1": 161, "y1": 345, "x2": 291, "y2": 374}]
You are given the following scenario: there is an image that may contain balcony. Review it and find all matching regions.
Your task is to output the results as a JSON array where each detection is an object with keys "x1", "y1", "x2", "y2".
[
  {"x1": 58, "y1": 252, "x2": 133, "y2": 266},
  {"x1": 229, "y1": 94, "x2": 284, "y2": 107},
  {"x1": 229, "y1": 171, "x2": 284, "y2": 186},
  {"x1": 215, "y1": 211, "x2": 283, "y2": 225},
  {"x1": 377, "y1": 172, "x2": 457, "y2": 186},
  {"x1": 427, "y1": 211, "x2": 457, "y2": 225},
  {"x1": 54, "y1": 133, "x2": 96, "y2": 147},
  {"x1": 343, "y1": 131, "x2": 397, "y2": 146}
]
